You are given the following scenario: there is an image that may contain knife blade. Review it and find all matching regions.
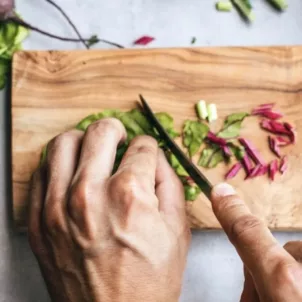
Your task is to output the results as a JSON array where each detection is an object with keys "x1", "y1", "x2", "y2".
[{"x1": 139, "y1": 94, "x2": 213, "y2": 200}]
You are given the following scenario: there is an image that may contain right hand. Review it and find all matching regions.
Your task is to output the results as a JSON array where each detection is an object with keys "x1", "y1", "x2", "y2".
[{"x1": 211, "y1": 183, "x2": 302, "y2": 302}]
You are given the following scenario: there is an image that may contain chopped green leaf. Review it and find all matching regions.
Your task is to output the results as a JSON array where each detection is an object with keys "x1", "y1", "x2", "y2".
[
  {"x1": 198, "y1": 146, "x2": 224, "y2": 168},
  {"x1": 229, "y1": 143, "x2": 245, "y2": 160},
  {"x1": 183, "y1": 120, "x2": 209, "y2": 157},
  {"x1": 168, "y1": 154, "x2": 189, "y2": 177},
  {"x1": 218, "y1": 112, "x2": 249, "y2": 139},
  {"x1": 191, "y1": 37, "x2": 196, "y2": 45}
]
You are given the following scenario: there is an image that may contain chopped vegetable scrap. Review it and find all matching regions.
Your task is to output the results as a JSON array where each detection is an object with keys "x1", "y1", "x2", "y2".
[
  {"x1": 191, "y1": 37, "x2": 196, "y2": 45},
  {"x1": 279, "y1": 156, "x2": 288, "y2": 174},
  {"x1": 133, "y1": 36, "x2": 155, "y2": 46},
  {"x1": 216, "y1": 1, "x2": 233, "y2": 12},
  {"x1": 183, "y1": 120, "x2": 209, "y2": 157},
  {"x1": 41, "y1": 100, "x2": 295, "y2": 203},
  {"x1": 225, "y1": 162, "x2": 242, "y2": 180},
  {"x1": 218, "y1": 112, "x2": 249, "y2": 138},
  {"x1": 269, "y1": 160, "x2": 279, "y2": 181},
  {"x1": 207, "y1": 103, "x2": 218, "y2": 123},
  {"x1": 232, "y1": 0, "x2": 255, "y2": 22},
  {"x1": 269, "y1": 0, "x2": 288, "y2": 10}
]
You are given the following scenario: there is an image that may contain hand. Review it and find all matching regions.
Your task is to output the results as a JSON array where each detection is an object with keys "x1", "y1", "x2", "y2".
[
  {"x1": 28, "y1": 118, "x2": 191, "y2": 302},
  {"x1": 211, "y1": 183, "x2": 302, "y2": 302}
]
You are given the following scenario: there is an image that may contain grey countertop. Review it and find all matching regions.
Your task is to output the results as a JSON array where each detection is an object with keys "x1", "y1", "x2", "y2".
[{"x1": 1, "y1": 0, "x2": 302, "y2": 301}]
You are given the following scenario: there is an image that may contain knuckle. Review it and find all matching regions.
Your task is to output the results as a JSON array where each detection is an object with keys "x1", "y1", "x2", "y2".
[
  {"x1": 109, "y1": 172, "x2": 140, "y2": 207},
  {"x1": 43, "y1": 199, "x2": 65, "y2": 236},
  {"x1": 228, "y1": 215, "x2": 262, "y2": 243},
  {"x1": 68, "y1": 180, "x2": 95, "y2": 223},
  {"x1": 272, "y1": 262, "x2": 300, "y2": 292},
  {"x1": 131, "y1": 135, "x2": 158, "y2": 151},
  {"x1": 87, "y1": 118, "x2": 123, "y2": 137}
]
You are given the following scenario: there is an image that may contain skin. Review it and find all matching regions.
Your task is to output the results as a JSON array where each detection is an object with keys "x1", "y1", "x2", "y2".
[{"x1": 28, "y1": 118, "x2": 302, "y2": 302}]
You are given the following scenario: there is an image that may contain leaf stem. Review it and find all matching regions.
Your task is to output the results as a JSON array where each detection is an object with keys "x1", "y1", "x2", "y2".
[{"x1": 45, "y1": 0, "x2": 88, "y2": 49}]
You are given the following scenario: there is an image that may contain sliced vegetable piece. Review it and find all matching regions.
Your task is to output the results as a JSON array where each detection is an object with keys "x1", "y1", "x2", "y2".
[
  {"x1": 225, "y1": 162, "x2": 242, "y2": 180},
  {"x1": 247, "y1": 164, "x2": 263, "y2": 179},
  {"x1": 284, "y1": 122, "x2": 296, "y2": 143},
  {"x1": 183, "y1": 120, "x2": 209, "y2": 157},
  {"x1": 232, "y1": 0, "x2": 255, "y2": 22},
  {"x1": 184, "y1": 185, "x2": 201, "y2": 201},
  {"x1": 254, "y1": 103, "x2": 275, "y2": 111},
  {"x1": 269, "y1": 160, "x2": 279, "y2": 181},
  {"x1": 133, "y1": 36, "x2": 155, "y2": 45},
  {"x1": 196, "y1": 100, "x2": 208, "y2": 120},
  {"x1": 169, "y1": 153, "x2": 189, "y2": 177},
  {"x1": 216, "y1": 1, "x2": 233, "y2": 11},
  {"x1": 279, "y1": 156, "x2": 288, "y2": 174},
  {"x1": 207, "y1": 104, "x2": 218, "y2": 122},
  {"x1": 222, "y1": 145, "x2": 232, "y2": 157},
  {"x1": 218, "y1": 112, "x2": 249, "y2": 139},
  {"x1": 241, "y1": 154, "x2": 253, "y2": 175},
  {"x1": 191, "y1": 37, "x2": 196, "y2": 45},
  {"x1": 253, "y1": 110, "x2": 283, "y2": 120},
  {"x1": 239, "y1": 138, "x2": 266, "y2": 166},
  {"x1": 229, "y1": 144, "x2": 245, "y2": 160},
  {"x1": 268, "y1": 136, "x2": 281, "y2": 158},
  {"x1": 275, "y1": 136, "x2": 291, "y2": 146},
  {"x1": 260, "y1": 119, "x2": 290, "y2": 136},
  {"x1": 207, "y1": 131, "x2": 227, "y2": 146},
  {"x1": 269, "y1": 0, "x2": 288, "y2": 10},
  {"x1": 198, "y1": 146, "x2": 224, "y2": 168}
]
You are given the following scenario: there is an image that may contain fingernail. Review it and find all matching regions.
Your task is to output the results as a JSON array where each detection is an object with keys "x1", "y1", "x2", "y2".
[{"x1": 213, "y1": 183, "x2": 236, "y2": 197}]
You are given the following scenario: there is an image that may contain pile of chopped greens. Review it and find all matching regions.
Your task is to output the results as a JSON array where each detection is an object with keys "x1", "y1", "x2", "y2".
[{"x1": 64, "y1": 100, "x2": 295, "y2": 202}]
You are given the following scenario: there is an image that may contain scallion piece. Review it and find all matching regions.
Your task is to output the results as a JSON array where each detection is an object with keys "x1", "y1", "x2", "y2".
[
  {"x1": 269, "y1": 0, "x2": 288, "y2": 10},
  {"x1": 216, "y1": 1, "x2": 233, "y2": 12},
  {"x1": 196, "y1": 100, "x2": 208, "y2": 120},
  {"x1": 207, "y1": 103, "x2": 218, "y2": 122},
  {"x1": 232, "y1": 0, "x2": 255, "y2": 22}
]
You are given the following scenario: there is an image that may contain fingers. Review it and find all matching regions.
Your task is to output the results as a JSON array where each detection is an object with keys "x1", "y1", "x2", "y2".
[
  {"x1": 116, "y1": 135, "x2": 158, "y2": 196},
  {"x1": 155, "y1": 150, "x2": 187, "y2": 230},
  {"x1": 240, "y1": 267, "x2": 260, "y2": 302},
  {"x1": 284, "y1": 241, "x2": 302, "y2": 262},
  {"x1": 28, "y1": 167, "x2": 47, "y2": 256},
  {"x1": 43, "y1": 130, "x2": 83, "y2": 237},
  {"x1": 75, "y1": 118, "x2": 126, "y2": 182},
  {"x1": 211, "y1": 183, "x2": 295, "y2": 279}
]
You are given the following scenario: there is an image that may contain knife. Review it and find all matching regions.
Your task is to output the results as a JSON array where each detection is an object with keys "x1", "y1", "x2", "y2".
[{"x1": 139, "y1": 94, "x2": 213, "y2": 200}]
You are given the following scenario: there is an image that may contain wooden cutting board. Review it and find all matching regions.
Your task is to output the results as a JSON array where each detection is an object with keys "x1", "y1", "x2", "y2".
[{"x1": 12, "y1": 46, "x2": 302, "y2": 231}]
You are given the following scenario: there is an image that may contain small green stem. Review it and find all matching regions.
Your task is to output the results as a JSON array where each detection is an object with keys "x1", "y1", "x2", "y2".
[
  {"x1": 232, "y1": 0, "x2": 255, "y2": 22},
  {"x1": 216, "y1": 1, "x2": 233, "y2": 12},
  {"x1": 269, "y1": 0, "x2": 288, "y2": 10}
]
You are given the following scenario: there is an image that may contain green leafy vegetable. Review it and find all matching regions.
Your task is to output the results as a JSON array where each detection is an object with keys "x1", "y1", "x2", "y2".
[
  {"x1": 168, "y1": 153, "x2": 188, "y2": 177},
  {"x1": 198, "y1": 146, "x2": 224, "y2": 168},
  {"x1": 229, "y1": 143, "x2": 245, "y2": 160},
  {"x1": 0, "y1": 18, "x2": 29, "y2": 89},
  {"x1": 218, "y1": 112, "x2": 249, "y2": 139},
  {"x1": 183, "y1": 120, "x2": 209, "y2": 157}
]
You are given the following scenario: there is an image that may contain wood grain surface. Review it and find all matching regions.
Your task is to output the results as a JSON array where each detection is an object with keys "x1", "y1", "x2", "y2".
[{"x1": 12, "y1": 46, "x2": 302, "y2": 231}]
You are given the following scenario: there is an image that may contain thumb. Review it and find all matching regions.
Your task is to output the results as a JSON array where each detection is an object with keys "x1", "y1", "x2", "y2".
[{"x1": 210, "y1": 183, "x2": 294, "y2": 279}]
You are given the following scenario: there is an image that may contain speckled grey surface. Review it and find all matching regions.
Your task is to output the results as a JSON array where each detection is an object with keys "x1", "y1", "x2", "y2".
[{"x1": 1, "y1": 1, "x2": 302, "y2": 301}]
